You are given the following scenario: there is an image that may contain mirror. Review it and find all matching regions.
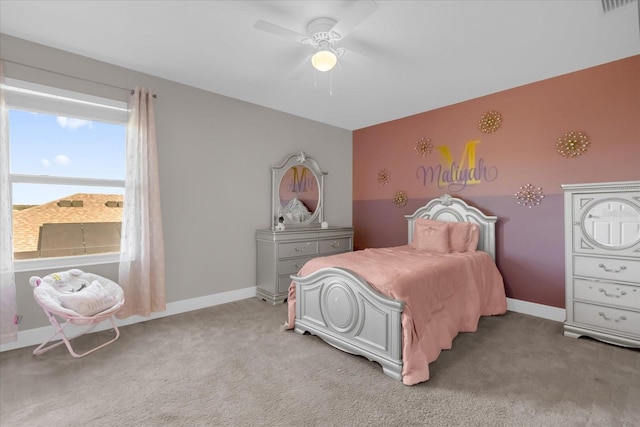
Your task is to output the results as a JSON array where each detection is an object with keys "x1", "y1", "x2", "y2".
[
  {"x1": 272, "y1": 151, "x2": 325, "y2": 228},
  {"x1": 582, "y1": 199, "x2": 640, "y2": 249}
]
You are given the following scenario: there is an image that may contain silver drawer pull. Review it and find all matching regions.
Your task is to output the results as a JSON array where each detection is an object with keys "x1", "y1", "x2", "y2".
[
  {"x1": 295, "y1": 246, "x2": 305, "y2": 252},
  {"x1": 598, "y1": 264, "x2": 626, "y2": 273},
  {"x1": 331, "y1": 241, "x2": 341, "y2": 248},
  {"x1": 598, "y1": 312, "x2": 627, "y2": 323},
  {"x1": 598, "y1": 288, "x2": 626, "y2": 298},
  {"x1": 293, "y1": 262, "x2": 306, "y2": 269}
]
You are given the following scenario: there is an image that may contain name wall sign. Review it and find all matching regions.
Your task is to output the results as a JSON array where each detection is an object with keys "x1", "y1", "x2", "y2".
[{"x1": 416, "y1": 140, "x2": 498, "y2": 192}]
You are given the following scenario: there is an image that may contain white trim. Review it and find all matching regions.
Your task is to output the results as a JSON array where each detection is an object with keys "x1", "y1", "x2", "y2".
[
  {"x1": 13, "y1": 253, "x2": 120, "y2": 273},
  {"x1": 3, "y1": 77, "x2": 128, "y2": 124},
  {"x1": 2, "y1": 293, "x2": 566, "y2": 353},
  {"x1": 0, "y1": 286, "x2": 258, "y2": 352},
  {"x1": 3, "y1": 83, "x2": 128, "y2": 112},
  {"x1": 506, "y1": 297, "x2": 566, "y2": 322},
  {"x1": 11, "y1": 173, "x2": 125, "y2": 188}
]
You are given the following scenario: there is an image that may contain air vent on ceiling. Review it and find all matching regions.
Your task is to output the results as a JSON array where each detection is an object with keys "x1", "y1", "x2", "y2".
[{"x1": 601, "y1": 0, "x2": 636, "y2": 13}]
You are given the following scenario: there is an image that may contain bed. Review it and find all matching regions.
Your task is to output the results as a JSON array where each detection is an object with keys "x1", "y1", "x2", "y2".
[{"x1": 285, "y1": 194, "x2": 507, "y2": 385}]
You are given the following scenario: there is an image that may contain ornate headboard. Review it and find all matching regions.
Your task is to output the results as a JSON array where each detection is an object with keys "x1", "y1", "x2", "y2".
[{"x1": 404, "y1": 194, "x2": 497, "y2": 259}]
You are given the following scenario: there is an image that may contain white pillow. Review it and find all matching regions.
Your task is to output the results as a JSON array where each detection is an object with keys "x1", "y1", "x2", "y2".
[{"x1": 57, "y1": 280, "x2": 117, "y2": 316}]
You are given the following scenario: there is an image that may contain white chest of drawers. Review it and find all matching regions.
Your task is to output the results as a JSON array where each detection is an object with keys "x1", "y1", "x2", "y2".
[
  {"x1": 562, "y1": 181, "x2": 640, "y2": 348},
  {"x1": 256, "y1": 227, "x2": 354, "y2": 304}
]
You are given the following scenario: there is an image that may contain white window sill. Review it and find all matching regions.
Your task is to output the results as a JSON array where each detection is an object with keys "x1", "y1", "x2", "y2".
[{"x1": 14, "y1": 253, "x2": 120, "y2": 273}]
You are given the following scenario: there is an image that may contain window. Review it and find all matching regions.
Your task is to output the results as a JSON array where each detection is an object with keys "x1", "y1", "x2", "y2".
[{"x1": 5, "y1": 79, "x2": 127, "y2": 269}]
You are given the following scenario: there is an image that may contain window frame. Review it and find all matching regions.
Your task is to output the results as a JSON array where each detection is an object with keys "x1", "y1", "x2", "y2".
[{"x1": 5, "y1": 79, "x2": 128, "y2": 271}]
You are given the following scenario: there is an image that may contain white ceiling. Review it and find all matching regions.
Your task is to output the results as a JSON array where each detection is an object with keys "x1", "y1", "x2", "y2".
[{"x1": 1, "y1": 0, "x2": 638, "y2": 130}]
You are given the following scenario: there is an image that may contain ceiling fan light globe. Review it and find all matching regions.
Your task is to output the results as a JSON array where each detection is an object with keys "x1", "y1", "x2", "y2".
[{"x1": 311, "y1": 50, "x2": 337, "y2": 72}]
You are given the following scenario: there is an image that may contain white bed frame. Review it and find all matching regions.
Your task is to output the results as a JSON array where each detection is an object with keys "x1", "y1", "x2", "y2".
[{"x1": 291, "y1": 194, "x2": 498, "y2": 381}]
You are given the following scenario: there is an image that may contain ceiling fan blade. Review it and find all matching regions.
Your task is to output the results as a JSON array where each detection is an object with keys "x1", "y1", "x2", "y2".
[
  {"x1": 331, "y1": 0, "x2": 378, "y2": 38},
  {"x1": 288, "y1": 55, "x2": 312, "y2": 80},
  {"x1": 340, "y1": 47, "x2": 370, "y2": 66},
  {"x1": 253, "y1": 20, "x2": 308, "y2": 43}
]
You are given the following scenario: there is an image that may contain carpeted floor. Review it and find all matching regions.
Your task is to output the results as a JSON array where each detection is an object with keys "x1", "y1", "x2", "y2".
[{"x1": 1, "y1": 298, "x2": 638, "y2": 426}]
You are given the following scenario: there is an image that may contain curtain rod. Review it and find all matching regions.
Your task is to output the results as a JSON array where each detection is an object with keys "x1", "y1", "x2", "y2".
[{"x1": 1, "y1": 58, "x2": 158, "y2": 99}]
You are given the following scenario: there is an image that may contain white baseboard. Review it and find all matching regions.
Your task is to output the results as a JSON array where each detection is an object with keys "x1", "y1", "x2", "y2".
[
  {"x1": 0, "y1": 286, "x2": 258, "y2": 353},
  {"x1": 507, "y1": 297, "x2": 566, "y2": 322},
  {"x1": 1, "y1": 291, "x2": 564, "y2": 353}
]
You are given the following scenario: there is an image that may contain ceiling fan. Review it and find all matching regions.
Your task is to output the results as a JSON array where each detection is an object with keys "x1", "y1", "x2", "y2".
[{"x1": 253, "y1": 0, "x2": 378, "y2": 78}]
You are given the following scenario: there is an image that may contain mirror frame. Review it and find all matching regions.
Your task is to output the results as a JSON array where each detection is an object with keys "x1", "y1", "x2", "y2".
[{"x1": 271, "y1": 151, "x2": 326, "y2": 229}]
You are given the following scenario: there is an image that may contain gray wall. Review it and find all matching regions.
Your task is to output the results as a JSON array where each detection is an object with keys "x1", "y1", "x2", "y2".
[{"x1": 1, "y1": 34, "x2": 353, "y2": 332}]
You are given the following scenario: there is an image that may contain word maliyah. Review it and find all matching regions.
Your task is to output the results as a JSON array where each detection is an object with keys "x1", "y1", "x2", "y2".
[{"x1": 416, "y1": 140, "x2": 498, "y2": 191}]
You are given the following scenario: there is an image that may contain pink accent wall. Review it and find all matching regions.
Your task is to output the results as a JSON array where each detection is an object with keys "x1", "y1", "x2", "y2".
[{"x1": 353, "y1": 55, "x2": 640, "y2": 308}]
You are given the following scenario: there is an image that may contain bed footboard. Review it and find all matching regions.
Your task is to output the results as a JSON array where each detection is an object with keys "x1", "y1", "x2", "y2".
[{"x1": 292, "y1": 267, "x2": 405, "y2": 381}]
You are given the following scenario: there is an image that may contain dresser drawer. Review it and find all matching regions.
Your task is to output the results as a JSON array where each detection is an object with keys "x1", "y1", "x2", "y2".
[
  {"x1": 574, "y1": 279, "x2": 640, "y2": 310},
  {"x1": 278, "y1": 256, "x2": 314, "y2": 275},
  {"x1": 574, "y1": 255, "x2": 640, "y2": 283},
  {"x1": 319, "y1": 237, "x2": 352, "y2": 254},
  {"x1": 278, "y1": 240, "x2": 318, "y2": 258},
  {"x1": 574, "y1": 302, "x2": 640, "y2": 337},
  {"x1": 278, "y1": 274, "x2": 294, "y2": 295}
]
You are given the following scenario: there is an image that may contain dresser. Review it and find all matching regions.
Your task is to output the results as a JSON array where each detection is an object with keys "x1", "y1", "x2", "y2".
[
  {"x1": 562, "y1": 181, "x2": 640, "y2": 348},
  {"x1": 256, "y1": 226, "x2": 354, "y2": 304}
]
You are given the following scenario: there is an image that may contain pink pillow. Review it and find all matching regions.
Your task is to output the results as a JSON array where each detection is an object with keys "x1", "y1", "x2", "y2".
[
  {"x1": 466, "y1": 223, "x2": 480, "y2": 252},
  {"x1": 412, "y1": 219, "x2": 451, "y2": 254},
  {"x1": 449, "y1": 222, "x2": 479, "y2": 252}
]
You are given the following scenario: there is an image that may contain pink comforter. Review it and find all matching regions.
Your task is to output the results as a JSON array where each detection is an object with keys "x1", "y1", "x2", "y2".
[{"x1": 286, "y1": 245, "x2": 507, "y2": 385}]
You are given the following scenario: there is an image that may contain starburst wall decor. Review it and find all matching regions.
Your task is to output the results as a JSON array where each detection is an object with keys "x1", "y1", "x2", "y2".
[
  {"x1": 415, "y1": 137, "x2": 433, "y2": 156},
  {"x1": 556, "y1": 131, "x2": 590, "y2": 158},
  {"x1": 515, "y1": 184, "x2": 545, "y2": 208},
  {"x1": 393, "y1": 190, "x2": 408, "y2": 207},
  {"x1": 478, "y1": 111, "x2": 503, "y2": 134},
  {"x1": 377, "y1": 168, "x2": 391, "y2": 185}
]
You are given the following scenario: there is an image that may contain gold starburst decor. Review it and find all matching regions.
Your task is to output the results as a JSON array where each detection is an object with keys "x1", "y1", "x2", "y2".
[
  {"x1": 478, "y1": 111, "x2": 503, "y2": 134},
  {"x1": 378, "y1": 168, "x2": 391, "y2": 185},
  {"x1": 515, "y1": 184, "x2": 545, "y2": 208},
  {"x1": 393, "y1": 190, "x2": 408, "y2": 207},
  {"x1": 415, "y1": 137, "x2": 433, "y2": 156},
  {"x1": 556, "y1": 131, "x2": 590, "y2": 158}
]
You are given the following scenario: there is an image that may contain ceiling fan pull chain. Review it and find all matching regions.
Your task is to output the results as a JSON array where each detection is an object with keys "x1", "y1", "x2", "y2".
[{"x1": 330, "y1": 71, "x2": 333, "y2": 96}]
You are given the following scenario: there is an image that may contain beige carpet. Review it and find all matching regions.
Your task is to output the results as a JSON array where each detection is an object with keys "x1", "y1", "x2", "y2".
[{"x1": 1, "y1": 298, "x2": 638, "y2": 426}]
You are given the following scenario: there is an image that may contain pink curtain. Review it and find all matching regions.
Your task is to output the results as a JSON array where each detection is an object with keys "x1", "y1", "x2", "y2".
[
  {"x1": 0, "y1": 61, "x2": 18, "y2": 343},
  {"x1": 117, "y1": 87, "x2": 166, "y2": 318}
]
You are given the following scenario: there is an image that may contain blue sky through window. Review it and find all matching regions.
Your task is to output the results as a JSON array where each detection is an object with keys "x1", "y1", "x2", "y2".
[{"x1": 9, "y1": 109, "x2": 126, "y2": 205}]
